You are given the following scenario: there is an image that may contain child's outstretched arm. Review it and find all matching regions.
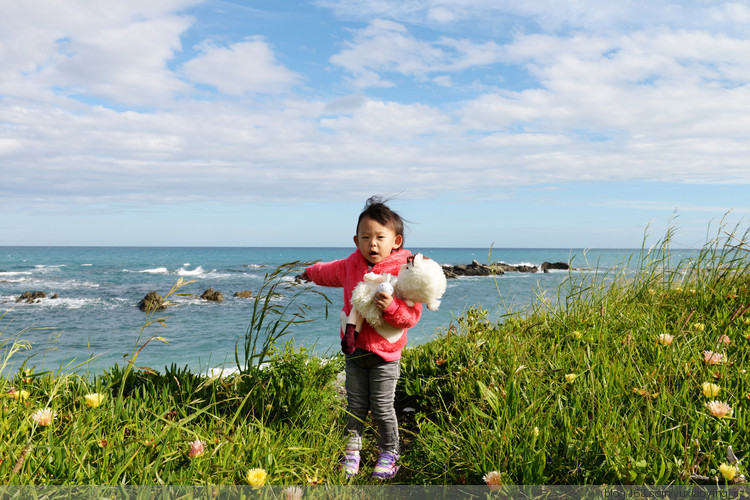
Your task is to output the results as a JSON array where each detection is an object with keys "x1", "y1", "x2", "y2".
[{"x1": 304, "y1": 259, "x2": 347, "y2": 288}]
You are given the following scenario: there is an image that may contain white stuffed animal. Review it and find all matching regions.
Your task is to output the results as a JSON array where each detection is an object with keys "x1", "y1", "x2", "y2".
[
  {"x1": 394, "y1": 253, "x2": 447, "y2": 311},
  {"x1": 349, "y1": 272, "x2": 396, "y2": 328},
  {"x1": 347, "y1": 254, "x2": 447, "y2": 343}
]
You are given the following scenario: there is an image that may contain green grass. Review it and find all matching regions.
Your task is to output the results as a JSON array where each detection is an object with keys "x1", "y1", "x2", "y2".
[{"x1": 1, "y1": 224, "x2": 749, "y2": 486}]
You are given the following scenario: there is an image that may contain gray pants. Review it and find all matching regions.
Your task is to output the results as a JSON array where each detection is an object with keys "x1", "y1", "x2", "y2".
[{"x1": 344, "y1": 349, "x2": 400, "y2": 454}]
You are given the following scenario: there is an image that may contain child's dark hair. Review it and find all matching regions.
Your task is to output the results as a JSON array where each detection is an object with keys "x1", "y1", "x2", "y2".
[{"x1": 356, "y1": 196, "x2": 406, "y2": 244}]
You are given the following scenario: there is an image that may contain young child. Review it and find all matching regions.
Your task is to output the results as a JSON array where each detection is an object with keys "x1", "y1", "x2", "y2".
[{"x1": 299, "y1": 196, "x2": 422, "y2": 480}]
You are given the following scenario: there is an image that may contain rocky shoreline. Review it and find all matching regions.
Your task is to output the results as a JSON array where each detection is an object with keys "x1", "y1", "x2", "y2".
[
  {"x1": 10, "y1": 261, "x2": 573, "y2": 309},
  {"x1": 441, "y1": 260, "x2": 571, "y2": 278}
]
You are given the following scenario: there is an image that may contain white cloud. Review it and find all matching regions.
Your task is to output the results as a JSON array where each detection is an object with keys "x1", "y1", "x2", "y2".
[
  {"x1": 315, "y1": 0, "x2": 747, "y2": 35},
  {"x1": 433, "y1": 75, "x2": 453, "y2": 87},
  {"x1": 319, "y1": 98, "x2": 452, "y2": 139},
  {"x1": 1, "y1": 0, "x2": 749, "y2": 219},
  {"x1": 0, "y1": 0, "x2": 199, "y2": 107},
  {"x1": 458, "y1": 28, "x2": 750, "y2": 142},
  {"x1": 182, "y1": 38, "x2": 300, "y2": 95},
  {"x1": 427, "y1": 7, "x2": 457, "y2": 24},
  {"x1": 330, "y1": 19, "x2": 504, "y2": 86}
]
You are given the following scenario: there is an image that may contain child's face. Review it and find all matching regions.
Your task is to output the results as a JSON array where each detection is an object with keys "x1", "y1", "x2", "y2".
[{"x1": 354, "y1": 216, "x2": 403, "y2": 265}]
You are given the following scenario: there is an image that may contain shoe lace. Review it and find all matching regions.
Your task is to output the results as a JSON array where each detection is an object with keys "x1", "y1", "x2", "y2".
[
  {"x1": 343, "y1": 452, "x2": 359, "y2": 468},
  {"x1": 376, "y1": 452, "x2": 398, "y2": 468}
]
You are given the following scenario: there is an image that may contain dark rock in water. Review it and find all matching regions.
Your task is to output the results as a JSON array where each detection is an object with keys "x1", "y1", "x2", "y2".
[
  {"x1": 441, "y1": 260, "x2": 500, "y2": 278},
  {"x1": 496, "y1": 263, "x2": 539, "y2": 273},
  {"x1": 16, "y1": 291, "x2": 47, "y2": 303},
  {"x1": 234, "y1": 290, "x2": 253, "y2": 299},
  {"x1": 138, "y1": 291, "x2": 166, "y2": 312},
  {"x1": 201, "y1": 289, "x2": 224, "y2": 302},
  {"x1": 541, "y1": 262, "x2": 570, "y2": 273},
  {"x1": 51, "y1": 293, "x2": 59, "y2": 299},
  {"x1": 441, "y1": 260, "x2": 540, "y2": 278}
]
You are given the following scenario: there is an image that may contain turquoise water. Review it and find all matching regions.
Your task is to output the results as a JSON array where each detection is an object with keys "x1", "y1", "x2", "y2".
[{"x1": 0, "y1": 246, "x2": 677, "y2": 375}]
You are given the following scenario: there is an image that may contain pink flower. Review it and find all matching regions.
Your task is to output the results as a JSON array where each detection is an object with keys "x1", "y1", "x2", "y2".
[
  {"x1": 719, "y1": 335, "x2": 731, "y2": 346},
  {"x1": 483, "y1": 471, "x2": 502, "y2": 491},
  {"x1": 31, "y1": 408, "x2": 56, "y2": 426},
  {"x1": 188, "y1": 440, "x2": 205, "y2": 458},
  {"x1": 706, "y1": 400, "x2": 732, "y2": 418},
  {"x1": 703, "y1": 351, "x2": 725, "y2": 365}
]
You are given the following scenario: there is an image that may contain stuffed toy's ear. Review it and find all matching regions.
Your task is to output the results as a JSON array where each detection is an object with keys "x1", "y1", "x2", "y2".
[
  {"x1": 363, "y1": 272, "x2": 385, "y2": 283},
  {"x1": 426, "y1": 299, "x2": 441, "y2": 311}
]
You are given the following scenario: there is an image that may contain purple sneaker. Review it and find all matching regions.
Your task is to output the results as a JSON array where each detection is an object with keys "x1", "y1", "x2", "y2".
[
  {"x1": 372, "y1": 451, "x2": 399, "y2": 480},
  {"x1": 340, "y1": 450, "x2": 360, "y2": 479}
]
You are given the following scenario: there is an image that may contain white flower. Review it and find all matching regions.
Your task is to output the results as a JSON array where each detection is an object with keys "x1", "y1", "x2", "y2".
[
  {"x1": 706, "y1": 400, "x2": 732, "y2": 418},
  {"x1": 483, "y1": 470, "x2": 502, "y2": 491},
  {"x1": 657, "y1": 334, "x2": 674, "y2": 346},
  {"x1": 284, "y1": 486, "x2": 303, "y2": 500}
]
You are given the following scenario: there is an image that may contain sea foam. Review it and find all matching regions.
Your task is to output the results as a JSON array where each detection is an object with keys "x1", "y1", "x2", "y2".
[
  {"x1": 178, "y1": 266, "x2": 205, "y2": 276},
  {"x1": 129, "y1": 267, "x2": 169, "y2": 274}
]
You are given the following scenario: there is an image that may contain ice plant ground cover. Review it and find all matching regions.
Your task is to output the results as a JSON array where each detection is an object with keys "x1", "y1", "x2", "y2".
[{"x1": 1, "y1": 224, "x2": 749, "y2": 485}]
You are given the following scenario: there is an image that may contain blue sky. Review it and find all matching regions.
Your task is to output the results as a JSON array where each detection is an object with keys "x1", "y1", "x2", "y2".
[{"x1": 1, "y1": 0, "x2": 749, "y2": 249}]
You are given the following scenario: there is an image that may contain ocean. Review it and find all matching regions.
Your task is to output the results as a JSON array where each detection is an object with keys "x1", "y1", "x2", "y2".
[{"x1": 0, "y1": 246, "x2": 678, "y2": 376}]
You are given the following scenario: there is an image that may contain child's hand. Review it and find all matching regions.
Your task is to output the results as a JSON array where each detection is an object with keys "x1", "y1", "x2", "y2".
[
  {"x1": 374, "y1": 292, "x2": 393, "y2": 310},
  {"x1": 295, "y1": 271, "x2": 311, "y2": 283}
]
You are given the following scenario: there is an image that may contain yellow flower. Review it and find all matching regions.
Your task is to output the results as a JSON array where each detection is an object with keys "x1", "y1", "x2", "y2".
[
  {"x1": 693, "y1": 322, "x2": 705, "y2": 332},
  {"x1": 657, "y1": 334, "x2": 674, "y2": 346},
  {"x1": 31, "y1": 408, "x2": 56, "y2": 426},
  {"x1": 305, "y1": 473, "x2": 322, "y2": 485},
  {"x1": 247, "y1": 468, "x2": 267, "y2": 487},
  {"x1": 8, "y1": 388, "x2": 30, "y2": 400},
  {"x1": 533, "y1": 427, "x2": 539, "y2": 438},
  {"x1": 483, "y1": 470, "x2": 502, "y2": 491},
  {"x1": 706, "y1": 400, "x2": 732, "y2": 418},
  {"x1": 571, "y1": 330, "x2": 583, "y2": 340},
  {"x1": 719, "y1": 463, "x2": 737, "y2": 481},
  {"x1": 565, "y1": 373, "x2": 577, "y2": 383},
  {"x1": 632, "y1": 388, "x2": 659, "y2": 399},
  {"x1": 84, "y1": 393, "x2": 106, "y2": 408},
  {"x1": 701, "y1": 382, "x2": 721, "y2": 398}
]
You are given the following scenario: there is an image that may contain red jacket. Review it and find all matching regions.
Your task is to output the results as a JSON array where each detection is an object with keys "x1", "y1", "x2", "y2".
[{"x1": 305, "y1": 248, "x2": 422, "y2": 361}]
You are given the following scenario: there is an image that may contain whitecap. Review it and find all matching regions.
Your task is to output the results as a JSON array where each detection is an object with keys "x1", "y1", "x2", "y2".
[
  {"x1": 138, "y1": 267, "x2": 169, "y2": 274},
  {"x1": 178, "y1": 266, "x2": 205, "y2": 276},
  {"x1": 204, "y1": 271, "x2": 233, "y2": 279},
  {"x1": 204, "y1": 366, "x2": 241, "y2": 379},
  {"x1": 39, "y1": 297, "x2": 100, "y2": 309},
  {"x1": 81, "y1": 264, "x2": 93, "y2": 267},
  {"x1": 0, "y1": 271, "x2": 32, "y2": 276},
  {"x1": 498, "y1": 261, "x2": 538, "y2": 268},
  {"x1": 8, "y1": 296, "x2": 101, "y2": 310}
]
